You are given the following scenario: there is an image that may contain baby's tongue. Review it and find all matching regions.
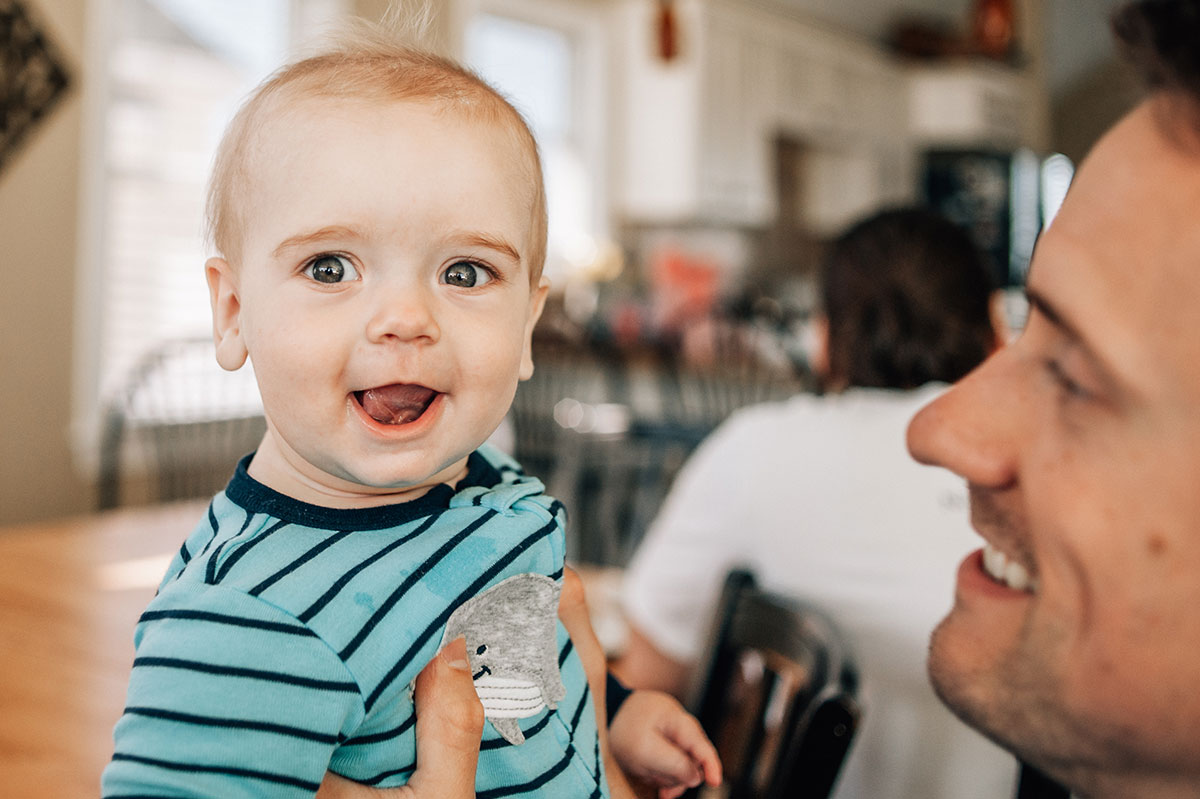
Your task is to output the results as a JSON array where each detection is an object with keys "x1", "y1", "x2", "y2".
[{"x1": 358, "y1": 384, "x2": 436, "y2": 425}]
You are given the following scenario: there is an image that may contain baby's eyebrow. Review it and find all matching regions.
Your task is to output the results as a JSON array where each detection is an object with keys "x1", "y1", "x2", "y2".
[
  {"x1": 272, "y1": 225, "x2": 366, "y2": 258},
  {"x1": 453, "y1": 231, "x2": 521, "y2": 263}
]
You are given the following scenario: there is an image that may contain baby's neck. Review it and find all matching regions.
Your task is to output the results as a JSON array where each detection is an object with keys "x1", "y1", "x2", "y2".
[{"x1": 247, "y1": 434, "x2": 470, "y2": 510}]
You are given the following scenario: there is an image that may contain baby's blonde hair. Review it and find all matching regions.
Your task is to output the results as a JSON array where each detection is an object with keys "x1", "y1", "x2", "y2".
[{"x1": 205, "y1": 17, "x2": 548, "y2": 284}]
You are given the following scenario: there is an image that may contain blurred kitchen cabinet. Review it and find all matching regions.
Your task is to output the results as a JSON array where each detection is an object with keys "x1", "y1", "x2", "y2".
[
  {"x1": 613, "y1": 0, "x2": 912, "y2": 232},
  {"x1": 907, "y1": 59, "x2": 1038, "y2": 149},
  {"x1": 614, "y1": 0, "x2": 767, "y2": 226}
]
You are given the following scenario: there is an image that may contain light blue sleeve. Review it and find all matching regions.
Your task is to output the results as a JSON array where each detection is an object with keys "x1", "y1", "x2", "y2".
[{"x1": 102, "y1": 584, "x2": 364, "y2": 799}]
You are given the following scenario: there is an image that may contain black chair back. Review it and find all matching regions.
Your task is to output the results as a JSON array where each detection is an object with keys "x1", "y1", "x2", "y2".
[
  {"x1": 684, "y1": 569, "x2": 861, "y2": 799},
  {"x1": 1017, "y1": 762, "x2": 1071, "y2": 799}
]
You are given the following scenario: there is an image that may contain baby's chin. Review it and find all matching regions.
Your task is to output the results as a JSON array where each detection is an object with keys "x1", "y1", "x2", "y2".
[
  {"x1": 251, "y1": 435, "x2": 474, "y2": 509},
  {"x1": 322, "y1": 458, "x2": 473, "y2": 506}
]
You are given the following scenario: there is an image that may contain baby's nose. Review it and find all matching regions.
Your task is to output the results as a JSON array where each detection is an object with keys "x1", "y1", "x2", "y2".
[{"x1": 365, "y1": 287, "x2": 440, "y2": 344}]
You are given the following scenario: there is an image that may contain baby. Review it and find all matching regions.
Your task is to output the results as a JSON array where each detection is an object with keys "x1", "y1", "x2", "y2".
[{"x1": 102, "y1": 19, "x2": 717, "y2": 799}]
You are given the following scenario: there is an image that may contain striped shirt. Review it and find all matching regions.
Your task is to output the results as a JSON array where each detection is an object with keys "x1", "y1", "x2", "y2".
[{"x1": 102, "y1": 445, "x2": 607, "y2": 798}]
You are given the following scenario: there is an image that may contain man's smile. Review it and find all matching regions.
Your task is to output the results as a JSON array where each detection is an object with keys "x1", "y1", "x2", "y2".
[{"x1": 981, "y1": 543, "x2": 1038, "y2": 594}]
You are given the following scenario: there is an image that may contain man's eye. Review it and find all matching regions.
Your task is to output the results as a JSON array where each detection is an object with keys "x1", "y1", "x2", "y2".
[
  {"x1": 441, "y1": 261, "x2": 493, "y2": 288},
  {"x1": 304, "y1": 254, "x2": 358, "y2": 284},
  {"x1": 1046, "y1": 358, "x2": 1091, "y2": 401}
]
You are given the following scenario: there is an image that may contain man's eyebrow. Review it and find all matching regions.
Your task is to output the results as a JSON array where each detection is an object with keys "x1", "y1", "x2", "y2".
[
  {"x1": 1025, "y1": 285, "x2": 1124, "y2": 391},
  {"x1": 272, "y1": 225, "x2": 367, "y2": 258},
  {"x1": 1024, "y1": 287, "x2": 1076, "y2": 338}
]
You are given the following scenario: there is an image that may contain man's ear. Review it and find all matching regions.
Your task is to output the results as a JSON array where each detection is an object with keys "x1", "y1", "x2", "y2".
[
  {"x1": 989, "y1": 290, "x2": 1012, "y2": 349},
  {"x1": 809, "y1": 314, "x2": 830, "y2": 381},
  {"x1": 205, "y1": 257, "x2": 248, "y2": 371},
  {"x1": 518, "y1": 277, "x2": 550, "y2": 381}
]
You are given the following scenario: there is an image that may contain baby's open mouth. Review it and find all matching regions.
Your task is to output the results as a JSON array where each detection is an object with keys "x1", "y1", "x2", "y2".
[{"x1": 355, "y1": 384, "x2": 439, "y2": 425}]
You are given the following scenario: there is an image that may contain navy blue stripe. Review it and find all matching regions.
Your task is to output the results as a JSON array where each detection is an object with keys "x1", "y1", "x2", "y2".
[
  {"x1": 137, "y1": 610, "x2": 316, "y2": 637},
  {"x1": 191, "y1": 505, "x2": 223, "y2": 566},
  {"x1": 122, "y1": 706, "x2": 338, "y2": 744},
  {"x1": 559, "y1": 639, "x2": 574, "y2": 668},
  {"x1": 363, "y1": 517, "x2": 558, "y2": 711},
  {"x1": 298, "y1": 510, "x2": 445, "y2": 624},
  {"x1": 475, "y1": 746, "x2": 575, "y2": 799},
  {"x1": 548, "y1": 566, "x2": 564, "y2": 582},
  {"x1": 205, "y1": 510, "x2": 256, "y2": 585},
  {"x1": 249, "y1": 529, "x2": 353, "y2": 597},
  {"x1": 215, "y1": 518, "x2": 290, "y2": 583},
  {"x1": 109, "y1": 753, "x2": 319, "y2": 791},
  {"x1": 569, "y1": 682, "x2": 590, "y2": 736},
  {"x1": 592, "y1": 719, "x2": 602, "y2": 789},
  {"x1": 479, "y1": 711, "x2": 552, "y2": 750},
  {"x1": 132, "y1": 657, "x2": 358, "y2": 692},
  {"x1": 342, "y1": 713, "x2": 415, "y2": 746},
  {"x1": 340, "y1": 509, "x2": 498, "y2": 661},
  {"x1": 355, "y1": 711, "x2": 555, "y2": 786}
]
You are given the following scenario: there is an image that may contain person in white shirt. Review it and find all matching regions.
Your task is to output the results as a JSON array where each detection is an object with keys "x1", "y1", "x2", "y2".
[{"x1": 616, "y1": 206, "x2": 1018, "y2": 799}]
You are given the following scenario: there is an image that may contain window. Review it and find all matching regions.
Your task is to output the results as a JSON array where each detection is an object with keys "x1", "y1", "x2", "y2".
[
  {"x1": 75, "y1": 0, "x2": 344, "y2": 461},
  {"x1": 76, "y1": 0, "x2": 610, "y2": 468},
  {"x1": 463, "y1": 0, "x2": 610, "y2": 286}
]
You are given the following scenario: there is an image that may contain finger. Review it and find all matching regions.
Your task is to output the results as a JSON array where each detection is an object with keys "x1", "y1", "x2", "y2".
[
  {"x1": 663, "y1": 714, "x2": 722, "y2": 786},
  {"x1": 557, "y1": 567, "x2": 606, "y2": 702},
  {"x1": 404, "y1": 637, "x2": 484, "y2": 798},
  {"x1": 637, "y1": 734, "x2": 704, "y2": 788},
  {"x1": 558, "y1": 568, "x2": 638, "y2": 798}
]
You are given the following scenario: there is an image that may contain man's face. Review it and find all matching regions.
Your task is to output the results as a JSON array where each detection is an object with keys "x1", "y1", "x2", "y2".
[
  {"x1": 907, "y1": 97, "x2": 1200, "y2": 792},
  {"x1": 206, "y1": 96, "x2": 547, "y2": 505}
]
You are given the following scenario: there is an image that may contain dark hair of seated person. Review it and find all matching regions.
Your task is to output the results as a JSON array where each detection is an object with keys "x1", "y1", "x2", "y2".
[
  {"x1": 1112, "y1": 0, "x2": 1200, "y2": 126},
  {"x1": 820, "y1": 206, "x2": 998, "y2": 392}
]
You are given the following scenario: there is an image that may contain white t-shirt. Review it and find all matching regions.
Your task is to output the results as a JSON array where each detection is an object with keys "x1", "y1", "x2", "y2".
[{"x1": 622, "y1": 384, "x2": 1018, "y2": 799}]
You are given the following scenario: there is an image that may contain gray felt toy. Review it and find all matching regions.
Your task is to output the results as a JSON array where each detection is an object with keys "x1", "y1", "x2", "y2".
[{"x1": 441, "y1": 573, "x2": 567, "y2": 745}]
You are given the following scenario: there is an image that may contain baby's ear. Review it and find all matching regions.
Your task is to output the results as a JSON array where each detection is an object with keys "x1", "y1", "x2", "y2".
[
  {"x1": 519, "y1": 277, "x2": 550, "y2": 381},
  {"x1": 205, "y1": 257, "x2": 248, "y2": 371}
]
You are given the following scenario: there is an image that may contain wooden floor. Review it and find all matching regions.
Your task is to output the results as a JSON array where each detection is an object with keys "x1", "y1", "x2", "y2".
[{"x1": 0, "y1": 501, "x2": 201, "y2": 797}]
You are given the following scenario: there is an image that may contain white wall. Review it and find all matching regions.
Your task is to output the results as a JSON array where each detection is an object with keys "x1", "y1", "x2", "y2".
[{"x1": 0, "y1": 0, "x2": 92, "y2": 524}]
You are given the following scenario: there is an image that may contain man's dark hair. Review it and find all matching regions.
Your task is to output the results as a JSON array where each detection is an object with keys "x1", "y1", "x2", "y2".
[
  {"x1": 820, "y1": 207, "x2": 996, "y2": 391},
  {"x1": 1113, "y1": 0, "x2": 1200, "y2": 104}
]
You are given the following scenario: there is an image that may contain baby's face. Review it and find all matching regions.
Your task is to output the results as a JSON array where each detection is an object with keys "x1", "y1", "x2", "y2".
[{"x1": 208, "y1": 96, "x2": 546, "y2": 505}]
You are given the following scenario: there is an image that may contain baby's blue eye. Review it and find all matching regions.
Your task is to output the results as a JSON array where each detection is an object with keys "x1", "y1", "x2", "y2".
[
  {"x1": 442, "y1": 261, "x2": 493, "y2": 288},
  {"x1": 305, "y1": 254, "x2": 358, "y2": 284}
]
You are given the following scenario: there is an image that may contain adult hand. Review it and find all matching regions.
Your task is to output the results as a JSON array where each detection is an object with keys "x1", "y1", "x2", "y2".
[
  {"x1": 559, "y1": 566, "x2": 639, "y2": 799},
  {"x1": 316, "y1": 637, "x2": 484, "y2": 799}
]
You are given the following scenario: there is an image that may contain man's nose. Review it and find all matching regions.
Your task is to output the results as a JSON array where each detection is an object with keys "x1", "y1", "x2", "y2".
[
  {"x1": 365, "y1": 283, "x2": 440, "y2": 344},
  {"x1": 906, "y1": 354, "x2": 1019, "y2": 490}
]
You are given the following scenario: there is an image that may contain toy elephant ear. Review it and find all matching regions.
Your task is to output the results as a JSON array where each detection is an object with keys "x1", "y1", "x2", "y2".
[{"x1": 442, "y1": 573, "x2": 566, "y2": 746}]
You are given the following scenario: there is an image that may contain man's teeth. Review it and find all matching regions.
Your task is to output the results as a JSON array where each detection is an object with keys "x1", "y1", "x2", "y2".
[{"x1": 982, "y1": 544, "x2": 1038, "y2": 593}]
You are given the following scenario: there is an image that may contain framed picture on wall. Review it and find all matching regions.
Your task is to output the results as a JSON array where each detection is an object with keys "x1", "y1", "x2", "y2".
[{"x1": 1, "y1": 0, "x2": 71, "y2": 174}]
